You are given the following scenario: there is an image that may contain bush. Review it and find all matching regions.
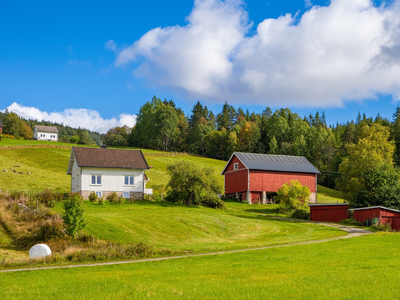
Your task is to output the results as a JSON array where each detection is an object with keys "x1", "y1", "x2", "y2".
[
  {"x1": 117, "y1": 196, "x2": 125, "y2": 205},
  {"x1": 35, "y1": 188, "x2": 57, "y2": 208},
  {"x1": 276, "y1": 180, "x2": 311, "y2": 213},
  {"x1": 290, "y1": 209, "x2": 310, "y2": 220},
  {"x1": 199, "y1": 194, "x2": 225, "y2": 209},
  {"x1": 339, "y1": 219, "x2": 363, "y2": 226},
  {"x1": 63, "y1": 194, "x2": 86, "y2": 239},
  {"x1": 106, "y1": 192, "x2": 119, "y2": 204},
  {"x1": 165, "y1": 161, "x2": 223, "y2": 208},
  {"x1": 88, "y1": 192, "x2": 98, "y2": 203},
  {"x1": 372, "y1": 222, "x2": 392, "y2": 232},
  {"x1": 98, "y1": 197, "x2": 105, "y2": 205}
]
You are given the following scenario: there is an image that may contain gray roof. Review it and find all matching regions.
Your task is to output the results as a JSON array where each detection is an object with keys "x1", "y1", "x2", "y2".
[
  {"x1": 222, "y1": 152, "x2": 320, "y2": 174},
  {"x1": 348, "y1": 206, "x2": 400, "y2": 213},
  {"x1": 35, "y1": 125, "x2": 58, "y2": 133}
]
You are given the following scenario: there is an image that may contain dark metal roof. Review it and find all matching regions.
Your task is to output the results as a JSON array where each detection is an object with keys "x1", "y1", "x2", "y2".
[
  {"x1": 349, "y1": 206, "x2": 400, "y2": 213},
  {"x1": 309, "y1": 203, "x2": 349, "y2": 207},
  {"x1": 223, "y1": 152, "x2": 320, "y2": 174},
  {"x1": 73, "y1": 147, "x2": 149, "y2": 170}
]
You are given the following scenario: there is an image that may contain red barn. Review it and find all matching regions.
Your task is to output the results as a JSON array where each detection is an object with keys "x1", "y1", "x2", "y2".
[
  {"x1": 309, "y1": 203, "x2": 349, "y2": 222},
  {"x1": 0, "y1": 120, "x2": 2, "y2": 135},
  {"x1": 222, "y1": 152, "x2": 320, "y2": 204},
  {"x1": 349, "y1": 206, "x2": 400, "y2": 231}
]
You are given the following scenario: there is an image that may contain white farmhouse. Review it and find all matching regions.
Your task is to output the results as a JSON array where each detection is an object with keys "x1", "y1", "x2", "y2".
[
  {"x1": 67, "y1": 147, "x2": 152, "y2": 200},
  {"x1": 34, "y1": 125, "x2": 58, "y2": 141}
]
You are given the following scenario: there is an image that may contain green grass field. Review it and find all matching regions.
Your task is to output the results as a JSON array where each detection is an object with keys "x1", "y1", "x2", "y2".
[
  {"x1": 1, "y1": 233, "x2": 399, "y2": 299},
  {"x1": 66, "y1": 201, "x2": 345, "y2": 253}
]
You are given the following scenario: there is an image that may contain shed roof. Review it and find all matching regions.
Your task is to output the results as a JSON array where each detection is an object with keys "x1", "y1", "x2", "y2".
[
  {"x1": 222, "y1": 152, "x2": 320, "y2": 174},
  {"x1": 348, "y1": 206, "x2": 400, "y2": 214},
  {"x1": 72, "y1": 147, "x2": 149, "y2": 170},
  {"x1": 308, "y1": 203, "x2": 349, "y2": 207},
  {"x1": 35, "y1": 125, "x2": 58, "y2": 133}
]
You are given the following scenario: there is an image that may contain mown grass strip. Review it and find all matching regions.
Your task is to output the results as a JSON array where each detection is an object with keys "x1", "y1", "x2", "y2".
[{"x1": 0, "y1": 233, "x2": 398, "y2": 299}]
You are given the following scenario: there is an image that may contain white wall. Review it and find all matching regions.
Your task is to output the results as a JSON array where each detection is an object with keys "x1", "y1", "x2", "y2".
[
  {"x1": 80, "y1": 167, "x2": 144, "y2": 193},
  {"x1": 35, "y1": 131, "x2": 58, "y2": 141}
]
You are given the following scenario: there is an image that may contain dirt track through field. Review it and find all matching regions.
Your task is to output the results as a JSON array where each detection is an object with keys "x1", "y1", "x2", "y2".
[{"x1": 0, "y1": 223, "x2": 372, "y2": 273}]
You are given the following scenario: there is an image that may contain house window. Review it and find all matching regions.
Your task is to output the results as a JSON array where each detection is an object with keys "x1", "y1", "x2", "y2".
[
  {"x1": 96, "y1": 191, "x2": 102, "y2": 197},
  {"x1": 123, "y1": 192, "x2": 130, "y2": 198},
  {"x1": 124, "y1": 176, "x2": 134, "y2": 185},
  {"x1": 91, "y1": 175, "x2": 101, "y2": 185},
  {"x1": 234, "y1": 163, "x2": 239, "y2": 170}
]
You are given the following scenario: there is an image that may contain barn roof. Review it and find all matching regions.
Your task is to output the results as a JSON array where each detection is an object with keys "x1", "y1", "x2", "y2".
[
  {"x1": 222, "y1": 152, "x2": 320, "y2": 174},
  {"x1": 348, "y1": 206, "x2": 400, "y2": 213},
  {"x1": 69, "y1": 147, "x2": 149, "y2": 172},
  {"x1": 35, "y1": 125, "x2": 58, "y2": 133}
]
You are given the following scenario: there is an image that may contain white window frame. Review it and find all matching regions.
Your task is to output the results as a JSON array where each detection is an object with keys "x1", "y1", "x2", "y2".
[
  {"x1": 123, "y1": 191, "x2": 130, "y2": 198},
  {"x1": 96, "y1": 191, "x2": 102, "y2": 197},
  {"x1": 91, "y1": 175, "x2": 102, "y2": 185},
  {"x1": 234, "y1": 163, "x2": 239, "y2": 170},
  {"x1": 124, "y1": 175, "x2": 134, "y2": 186}
]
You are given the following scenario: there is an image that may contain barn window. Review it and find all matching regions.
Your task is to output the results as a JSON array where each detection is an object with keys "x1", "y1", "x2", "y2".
[
  {"x1": 234, "y1": 163, "x2": 239, "y2": 170},
  {"x1": 91, "y1": 175, "x2": 101, "y2": 185},
  {"x1": 124, "y1": 176, "x2": 134, "y2": 185}
]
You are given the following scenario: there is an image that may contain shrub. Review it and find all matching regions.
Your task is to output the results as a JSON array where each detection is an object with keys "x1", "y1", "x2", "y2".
[
  {"x1": 276, "y1": 180, "x2": 311, "y2": 213},
  {"x1": 63, "y1": 194, "x2": 86, "y2": 239},
  {"x1": 35, "y1": 215, "x2": 65, "y2": 242},
  {"x1": 117, "y1": 196, "x2": 125, "y2": 205},
  {"x1": 290, "y1": 209, "x2": 310, "y2": 220},
  {"x1": 165, "y1": 161, "x2": 223, "y2": 208},
  {"x1": 88, "y1": 192, "x2": 98, "y2": 203},
  {"x1": 106, "y1": 192, "x2": 119, "y2": 204},
  {"x1": 98, "y1": 197, "x2": 105, "y2": 205},
  {"x1": 339, "y1": 219, "x2": 363, "y2": 226},
  {"x1": 372, "y1": 222, "x2": 392, "y2": 232},
  {"x1": 199, "y1": 194, "x2": 225, "y2": 209},
  {"x1": 35, "y1": 188, "x2": 57, "y2": 208}
]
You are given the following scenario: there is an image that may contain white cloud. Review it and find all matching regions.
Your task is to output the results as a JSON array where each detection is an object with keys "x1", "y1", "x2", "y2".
[
  {"x1": 305, "y1": 0, "x2": 312, "y2": 8},
  {"x1": 115, "y1": 0, "x2": 400, "y2": 108},
  {"x1": 105, "y1": 39, "x2": 117, "y2": 51},
  {"x1": 2, "y1": 103, "x2": 136, "y2": 134}
]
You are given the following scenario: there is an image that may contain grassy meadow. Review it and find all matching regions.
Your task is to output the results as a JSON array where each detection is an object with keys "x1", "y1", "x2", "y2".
[
  {"x1": 1, "y1": 233, "x2": 399, "y2": 299},
  {"x1": 63, "y1": 200, "x2": 345, "y2": 253}
]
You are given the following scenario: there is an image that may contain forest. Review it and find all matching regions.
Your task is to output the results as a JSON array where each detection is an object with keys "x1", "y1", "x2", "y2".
[{"x1": 2, "y1": 97, "x2": 400, "y2": 208}]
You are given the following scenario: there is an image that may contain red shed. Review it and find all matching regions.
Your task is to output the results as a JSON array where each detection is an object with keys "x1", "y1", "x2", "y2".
[
  {"x1": 222, "y1": 152, "x2": 320, "y2": 204},
  {"x1": 0, "y1": 119, "x2": 2, "y2": 135},
  {"x1": 349, "y1": 206, "x2": 400, "y2": 231},
  {"x1": 309, "y1": 203, "x2": 349, "y2": 222}
]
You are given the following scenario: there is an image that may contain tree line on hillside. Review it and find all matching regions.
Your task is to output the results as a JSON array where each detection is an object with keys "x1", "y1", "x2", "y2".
[
  {"x1": 0, "y1": 110, "x2": 102, "y2": 145},
  {"x1": 103, "y1": 96, "x2": 400, "y2": 190}
]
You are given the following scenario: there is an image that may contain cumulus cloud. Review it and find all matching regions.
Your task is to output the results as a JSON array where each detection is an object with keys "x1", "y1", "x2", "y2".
[
  {"x1": 2, "y1": 103, "x2": 136, "y2": 134},
  {"x1": 115, "y1": 0, "x2": 400, "y2": 107}
]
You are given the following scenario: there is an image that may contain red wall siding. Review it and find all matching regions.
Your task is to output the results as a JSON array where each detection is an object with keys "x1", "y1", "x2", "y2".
[
  {"x1": 310, "y1": 204, "x2": 349, "y2": 222},
  {"x1": 353, "y1": 208, "x2": 400, "y2": 231},
  {"x1": 249, "y1": 171, "x2": 316, "y2": 193},
  {"x1": 225, "y1": 169, "x2": 248, "y2": 195},
  {"x1": 224, "y1": 156, "x2": 246, "y2": 173}
]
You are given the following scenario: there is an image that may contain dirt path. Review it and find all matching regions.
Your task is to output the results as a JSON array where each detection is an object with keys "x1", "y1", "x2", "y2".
[{"x1": 0, "y1": 223, "x2": 372, "y2": 273}]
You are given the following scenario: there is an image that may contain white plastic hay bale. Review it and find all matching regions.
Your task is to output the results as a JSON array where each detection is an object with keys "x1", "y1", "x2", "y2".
[{"x1": 29, "y1": 244, "x2": 52, "y2": 259}]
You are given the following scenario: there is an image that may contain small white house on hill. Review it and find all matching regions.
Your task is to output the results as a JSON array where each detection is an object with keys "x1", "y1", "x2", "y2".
[
  {"x1": 66, "y1": 147, "x2": 152, "y2": 200},
  {"x1": 34, "y1": 125, "x2": 58, "y2": 141}
]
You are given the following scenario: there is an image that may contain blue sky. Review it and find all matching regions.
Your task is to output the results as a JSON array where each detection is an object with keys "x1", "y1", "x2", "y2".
[{"x1": 1, "y1": 0, "x2": 400, "y2": 132}]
